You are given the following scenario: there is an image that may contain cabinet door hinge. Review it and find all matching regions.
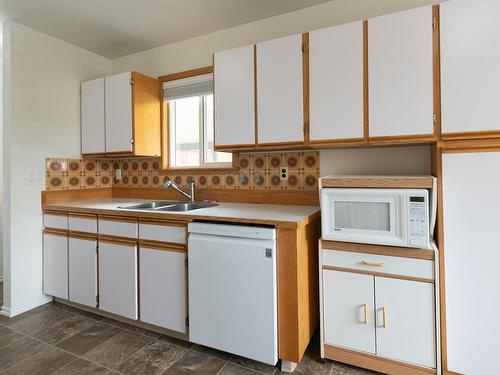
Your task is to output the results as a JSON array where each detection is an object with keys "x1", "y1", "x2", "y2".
[
  {"x1": 433, "y1": 113, "x2": 437, "y2": 125},
  {"x1": 130, "y1": 138, "x2": 134, "y2": 144},
  {"x1": 130, "y1": 78, "x2": 134, "y2": 85},
  {"x1": 185, "y1": 316, "x2": 189, "y2": 327},
  {"x1": 303, "y1": 122, "x2": 310, "y2": 133},
  {"x1": 96, "y1": 295, "x2": 99, "y2": 305},
  {"x1": 301, "y1": 42, "x2": 309, "y2": 54},
  {"x1": 96, "y1": 244, "x2": 99, "y2": 253},
  {"x1": 432, "y1": 17, "x2": 438, "y2": 29},
  {"x1": 184, "y1": 258, "x2": 188, "y2": 267}
]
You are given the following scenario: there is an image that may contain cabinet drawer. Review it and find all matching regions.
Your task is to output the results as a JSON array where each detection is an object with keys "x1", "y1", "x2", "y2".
[
  {"x1": 43, "y1": 213, "x2": 68, "y2": 230},
  {"x1": 322, "y1": 249, "x2": 434, "y2": 280},
  {"x1": 99, "y1": 217, "x2": 138, "y2": 238},
  {"x1": 139, "y1": 222, "x2": 186, "y2": 244},
  {"x1": 69, "y1": 215, "x2": 97, "y2": 234}
]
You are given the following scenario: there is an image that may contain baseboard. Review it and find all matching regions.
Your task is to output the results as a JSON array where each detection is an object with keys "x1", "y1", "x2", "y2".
[{"x1": 0, "y1": 295, "x2": 52, "y2": 318}]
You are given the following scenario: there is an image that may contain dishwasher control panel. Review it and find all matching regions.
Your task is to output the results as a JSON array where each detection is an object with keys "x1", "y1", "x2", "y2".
[{"x1": 188, "y1": 222, "x2": 276, "y2": 240}]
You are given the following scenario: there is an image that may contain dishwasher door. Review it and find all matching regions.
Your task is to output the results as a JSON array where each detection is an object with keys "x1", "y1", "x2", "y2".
[{"x1": 188, "y1": 232, "x2": 277, "y2": 365}]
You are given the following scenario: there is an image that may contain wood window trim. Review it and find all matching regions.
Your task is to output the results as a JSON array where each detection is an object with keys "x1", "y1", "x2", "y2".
[{"x1": 159, "y1": 66, "x2": 237, "y2": 171}]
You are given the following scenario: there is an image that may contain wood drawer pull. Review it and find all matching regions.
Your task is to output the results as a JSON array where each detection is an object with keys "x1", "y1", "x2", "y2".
[
  {"x1": 382, "y1": 307, "x2": 387, "y2": 328},
  {"x1": 362, "y1": 304, "x2": 368, "y2": 324},
  {"x1": 362, "y1": 260, "x2": 385, "y2": 267}
]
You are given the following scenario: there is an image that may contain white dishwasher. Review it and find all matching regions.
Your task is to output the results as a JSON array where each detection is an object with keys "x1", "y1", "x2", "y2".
[{"x1": 188, "y1": 222, "x2": 277, "y2": 365}]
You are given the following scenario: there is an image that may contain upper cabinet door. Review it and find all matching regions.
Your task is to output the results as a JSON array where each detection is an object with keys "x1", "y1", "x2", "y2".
[
  {"x1": 214, "y1": 45, "x2": 255, "y2": 148},
  {"x1": 257, "y1": 34, "x2": 304, "y2": 145},
  {"x1": 441, "y1": 0, "x2": 500, "y2": 137},
  {"x1": 81, "y1": 78, "x2": 105, "y2": 155},
  {"x1": 105, "y1": 72, "x2": 133, "y2": 153},
  {"x1": 368, "y1": 6, "x2": 434, "y2": 138},
  {"x1": 309, "y1": 22, "x2": 364, "y2": 143}
]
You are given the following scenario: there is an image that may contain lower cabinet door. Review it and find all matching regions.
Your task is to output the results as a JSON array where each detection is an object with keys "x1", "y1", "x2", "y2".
[
  {"x1": 139, "y1": 247, "x2": 186, "y2": 333},
  {"x1": 323, "y1": 270, "x2": 375, "y2": 354},
  {"x1": 98, "y1": 240, "x2": 138, "y2": 320},
  {"x1": 69, "y1": 237, "x2": 97, "y2": 307},
  {"x1": 43, "y1": 232, "x2": 68, "y2": 299},
  {"x1": 375, "y1": 277, "x2": 435, "y2": 368}
]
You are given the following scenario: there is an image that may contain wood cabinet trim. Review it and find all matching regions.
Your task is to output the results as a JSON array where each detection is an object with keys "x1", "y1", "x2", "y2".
[
  {"x1": 369, "y1": 134, "x2": 436, "y2": 145},
  {"x1": 44, "y1": 211, "x2": 68, "y2": 217},
  {"x1": 363, "y1": 20, "x2": 369, "y2": 144},
  {"x1": 323, "y1": 265, "x2": 434, "y2": 284},
  {"x1": 139, "y1": 240, "x2": 186, "y2": 253},
  {"x1": 324, "y1": 344, "x2": 436, "y2": 375},
  {"x1": 98, "y1": 235, "x2": 137, "y2": 246},
  {"x1": 68, "y1": 213, "x2": 97, "y2": 219},
  {"x1": 43, "y1": 229, "x2": 68, "y2": 237},
  {"x1": 302, "y1": 32, "x2": 310, "y2": 145},
  {"x1": 159, "y1": 66, "x2": 213, "y2": 82},
  {"x1": 98, "y1": 215, "x2": 138, "y2": 224},
  {"x1": 442, "y1": 130, "x2": 500, "y2": 141},
  {"x1": 321, "y1": 240, "x2": 435, "y2": 260},
  {"x1": 441, "y1": 138, "x2": 500, "y2": 153},
  {"x1": 320, "y1": 177, "x2": 434, "y2": 189},
  {"x1": 432, "y1": 5, "x2": 442, "y2": 140},
  {"x1": 68, "y1": 232, "x2": 98, "y2": 241}
]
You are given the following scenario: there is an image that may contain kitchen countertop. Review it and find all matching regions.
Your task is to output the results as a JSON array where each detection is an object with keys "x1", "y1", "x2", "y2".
[{"x1": 43, "y1": 199, "x2": 321, "y2": 228}]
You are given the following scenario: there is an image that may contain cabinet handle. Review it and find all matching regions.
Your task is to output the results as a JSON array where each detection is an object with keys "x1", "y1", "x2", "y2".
[
  {"x1": 382, "y1": 307, "x2": 387, "y2": 328},
  {"x1": 362, "y1": 260, "x2": 385, "y2": 267},
  {"x1": 362, "y1": 304, "x2": 368, "y2": 324}
]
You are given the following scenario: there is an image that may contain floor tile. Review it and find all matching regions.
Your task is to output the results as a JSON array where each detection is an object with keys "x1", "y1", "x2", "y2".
[
  {"x1": 0, "y1": 335, "x2": 48, "y2": 372},
  {"x1": 118, "y1": 340, "x2": 187, "y2": 375},
  {"x1": 220, "y1": 363, "x2": 262, "y2": 375},
  {"x1": 229, "y1": 355, "x2": 277, "y2": 375},
  {"x1": 0, "y1": 304, "x2": 52, "y2": 327},
  {"x1": 2, "y1": 345, "x2": 76, "y2": 375},
  {"x1": 0, "y1": 325, "x2": 25, "y2": 349},
  {"x1": 191, "y1": 344, "x2": 233, "y2": 361},
  {"x1": 9, "y1": 306, "x2": 73, "y2": 334},
  {"x1": 84, "y1": 330, "x2": 154, "y2": 369},
  {"x1": 32, "y1": 314, "x2": 94, "y2": 344},
  {"x1": 101, "y1": 317, "x2": 163, "y2": 338},
  {"x1": 157, "y1": 333, "x2": 193, "y2": 349},
  {"x1": 330, "y1": 363, "x2": 379, "y2": 375},
  {"x1": 162, "y1": 350, "x2": 226, "y2": 375},
  {"x1": 53, "y1": 358, "x2": 115, "y2": 374},
  {"x1": 57, "y1": 321, "x2": 122, "y2": 355}
]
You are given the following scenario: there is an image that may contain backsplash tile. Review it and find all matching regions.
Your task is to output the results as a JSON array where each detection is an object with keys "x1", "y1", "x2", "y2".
[{"x1": 44, "y1": 151, "x2": 320, "y2": 191}]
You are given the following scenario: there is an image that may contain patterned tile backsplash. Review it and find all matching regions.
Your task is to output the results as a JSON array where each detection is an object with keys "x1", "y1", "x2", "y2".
[{"x1": 45, "y1": 151, "x2": 320, "y2": 191}]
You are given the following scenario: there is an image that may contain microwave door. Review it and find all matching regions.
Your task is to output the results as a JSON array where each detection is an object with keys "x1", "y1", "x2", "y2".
[{"x1": 323, "y1": 190, "x2": 407, "y2": 247}]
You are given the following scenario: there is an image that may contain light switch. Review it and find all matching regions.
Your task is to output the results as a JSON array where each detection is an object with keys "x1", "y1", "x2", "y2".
[
  {"x1": 25, "y1": 169, "x2": 38, "y2": 185},
  {"x1": 115, "y1": 168, "x2": 122, "y2": 180}
]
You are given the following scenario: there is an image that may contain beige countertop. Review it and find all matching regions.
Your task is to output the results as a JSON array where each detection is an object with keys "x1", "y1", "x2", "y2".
[{"x1": 43, "y1": 199, "x2": 321, "y2": 228}]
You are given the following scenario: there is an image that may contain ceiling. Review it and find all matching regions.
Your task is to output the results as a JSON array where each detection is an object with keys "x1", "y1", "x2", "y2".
[{"x1": 0, "y1": 0, "x2": 332, "y2": 59}]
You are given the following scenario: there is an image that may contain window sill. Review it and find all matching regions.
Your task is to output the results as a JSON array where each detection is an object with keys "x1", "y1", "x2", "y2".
[{"x1": 160, "y1": 167, "x2": 239, "y2": 175}]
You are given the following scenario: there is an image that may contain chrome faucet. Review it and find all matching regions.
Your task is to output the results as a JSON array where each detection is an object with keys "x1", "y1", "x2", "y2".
[{"x1": 163, "y1": 180, "x2": 195, "y2": 202}]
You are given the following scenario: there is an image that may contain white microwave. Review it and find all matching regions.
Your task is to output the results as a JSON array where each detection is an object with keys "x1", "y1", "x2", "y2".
[{"x1": 320, "y1": 187, "x2": 436, "y2": 249}]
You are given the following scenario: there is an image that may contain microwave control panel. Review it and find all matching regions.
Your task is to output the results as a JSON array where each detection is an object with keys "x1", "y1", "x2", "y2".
[{"x1": 407, "y1": 191, "x2": 430, "y2": 247}]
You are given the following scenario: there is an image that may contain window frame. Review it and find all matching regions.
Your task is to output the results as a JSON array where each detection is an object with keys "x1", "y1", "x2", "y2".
[{"x1": 159, "y1": 66, "x2": 238, "y2": 172}]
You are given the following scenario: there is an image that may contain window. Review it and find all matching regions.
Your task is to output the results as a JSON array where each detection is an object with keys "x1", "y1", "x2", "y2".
[{"x1": 164, "y1": 72, "x2": 232, "y2": 168}]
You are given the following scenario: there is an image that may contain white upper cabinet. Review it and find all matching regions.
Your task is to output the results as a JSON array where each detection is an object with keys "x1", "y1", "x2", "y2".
[
  {"x1": 368, "y1": 6, "x2": 434, "y2": 138},
  {"x1": 309, "y1": 22, "x2": 364, "y2": 142},
  {"x1": 256, "y1": 34, "x2": 304, "y2": 144},
  {"x1": 214, "y1": 45, "x2": 255, "y2": 148},
  {"x1": 81, "y1": 78, "x2": 105, "y2": 154},
  {"x1": 105, "y1": 72, "x2": 133, "y2": 153},
  {"x1": 441, "y1": 0, "x2": 500, "y2": 136}
]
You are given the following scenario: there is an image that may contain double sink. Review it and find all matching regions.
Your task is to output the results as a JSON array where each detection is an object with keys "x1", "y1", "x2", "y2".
[{"x1": 118, "y1": 200, "x2": 217, "y2": 212}]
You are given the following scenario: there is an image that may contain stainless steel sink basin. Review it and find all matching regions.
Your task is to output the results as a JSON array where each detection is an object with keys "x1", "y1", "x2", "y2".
[
  {"x1": 118, "y1": 201, "x2": 182, "y2": 210},
  {"x1": 157, "y1": 202, "x2": 218, "y2": 212}
]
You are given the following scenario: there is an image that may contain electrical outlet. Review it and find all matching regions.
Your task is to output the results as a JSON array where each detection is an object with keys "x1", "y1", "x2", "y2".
[
  {"x1": 280, "y1": 167, "x2": 288, "y2": 181},
  {"x1": 115, "y1": 168, "x2": 122, "y2": 180}
]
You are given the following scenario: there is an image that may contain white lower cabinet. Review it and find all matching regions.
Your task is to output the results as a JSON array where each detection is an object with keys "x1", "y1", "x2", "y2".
[
  {"x1": 139, "y1": 247, "x2": 186, "y2": 333},
  {"x1": 323, "y1": 270, "x2": 375, "y2": 353},
  {"x1": 68, "y1": 237, "x2": 98, "y2": 308},
  {"x1": 98, "y1": 240, "x2": 138, "y2": 320},
  {"x1": 374, "y1": 277, "x2": 435, "y2": 368},
  {"x1": 43, "y1": 232, "x2": 68, "y2": 299}
]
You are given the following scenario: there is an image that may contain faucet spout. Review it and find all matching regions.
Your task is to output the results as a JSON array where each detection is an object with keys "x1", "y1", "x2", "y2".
[{"x1": 163, "y1": 180, "x2": 195, "y2": 202}]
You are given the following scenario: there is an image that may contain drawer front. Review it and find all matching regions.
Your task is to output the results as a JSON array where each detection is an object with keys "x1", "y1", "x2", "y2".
[
  {"x1": 99, "y1": 218, "x2": 138, "y2": 238},
  {"x1": 43, "y1": 213, "x2": 68, "y2": 230},
  {"x1": 322, "y1": 249, "x2": 434, "y2": 280},
  {"x1": 69, "y1": 216, "x2": 97, "y2": 234},
  {"x1": 139, "y1": 223, "x2": 186, "y2": 244}
]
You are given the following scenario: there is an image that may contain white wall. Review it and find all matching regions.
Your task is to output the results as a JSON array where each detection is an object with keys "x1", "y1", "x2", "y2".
[
  {"x1": 1, "y1": 21, "x2": 111, "y2": 316},
  {"x1": 112, "y1": 0, "x2": 446, "y2": 77}
]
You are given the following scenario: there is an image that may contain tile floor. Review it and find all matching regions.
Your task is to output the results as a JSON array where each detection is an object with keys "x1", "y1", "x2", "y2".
[{"x1": 0, "y1": 284, "x2": 377, "y2": 374}]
